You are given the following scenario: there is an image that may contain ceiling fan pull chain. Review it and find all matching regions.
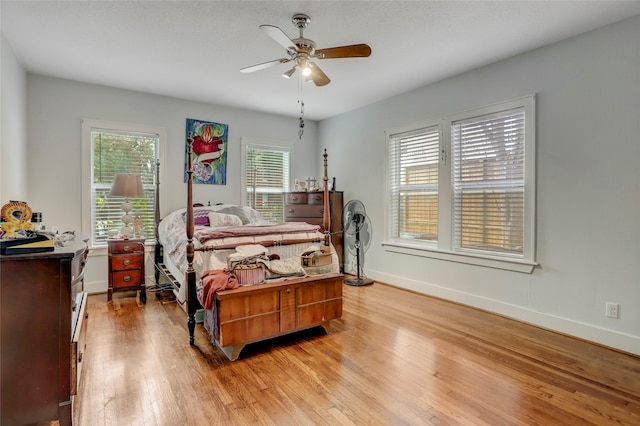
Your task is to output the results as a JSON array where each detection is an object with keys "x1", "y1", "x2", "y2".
[
  {"x1": 298, "y1": 102, "x2": 305, "y2": 139},
  {"x1": 298, "y1": 76, "x2": 305, "y2": 139}
]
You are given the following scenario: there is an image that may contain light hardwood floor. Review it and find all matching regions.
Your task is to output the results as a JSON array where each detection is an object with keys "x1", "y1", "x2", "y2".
[{"x1": 74, "y1": 282, "x2": 640, "y2": 425}]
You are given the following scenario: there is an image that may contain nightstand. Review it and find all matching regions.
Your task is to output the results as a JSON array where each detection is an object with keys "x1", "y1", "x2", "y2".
[{"x1": 107, "y1": 238, "x2": 146, "y2": 303}]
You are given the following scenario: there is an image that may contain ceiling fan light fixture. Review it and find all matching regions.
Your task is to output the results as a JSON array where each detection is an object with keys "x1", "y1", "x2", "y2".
[
  {"x1": 302, "y1": 65, "x2": 312, "y2": 76},
  {"x1": 282, "y1": 66, "x2": 296, "y2": 79}
]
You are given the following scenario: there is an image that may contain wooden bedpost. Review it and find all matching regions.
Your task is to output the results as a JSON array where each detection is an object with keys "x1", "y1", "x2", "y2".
[
  {"x1": 322, "y1": 149, "x2": 331, "y2": 248},
  {"x1": 186, "y1": 134, "x2": 197, "y2": 345},
  {"x1": 155, "y1": 159, "x2": 161, "y2": 239},
  {"x1": 154, "y1": 159, "x2": 162, "y2": 285}
]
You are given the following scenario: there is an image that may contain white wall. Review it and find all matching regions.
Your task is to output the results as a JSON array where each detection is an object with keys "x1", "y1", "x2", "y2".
[
  {"x1": 319, "y1": 15, "x2": 640, "y2": 354},
  {"x1": 1, "y1": 32, "x2": 27, "y2": 202},
  {"x1": 25, "y1": 75, "x2": 319, "y2": 293}
]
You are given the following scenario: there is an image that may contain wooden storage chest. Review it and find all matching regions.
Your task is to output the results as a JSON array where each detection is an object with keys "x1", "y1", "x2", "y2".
[{"x1": 212, "y1": 273, "x2": 343, "y2": 361}]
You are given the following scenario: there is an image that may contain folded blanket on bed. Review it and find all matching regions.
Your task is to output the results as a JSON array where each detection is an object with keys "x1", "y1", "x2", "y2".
[
  {"x1": 194, "y1": 221, "x2": 320, "y2": 242},
  {"x1": 200, "y1": 269, "x2": 239, "y2": 309},
  {"x1": 227, "y1": 247, "x2": 306, "y2": 279},
  {"x1": 227, "y1": 244, "x2": 269, "y2": 269},
  {"x1": 263, "y1": 258, "x2": 305, "y2": 279}
]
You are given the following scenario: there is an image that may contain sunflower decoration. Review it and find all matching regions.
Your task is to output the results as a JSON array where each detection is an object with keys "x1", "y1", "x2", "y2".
[{"x1": 0, "y1": 200, "x2": 35, "y2": 238}]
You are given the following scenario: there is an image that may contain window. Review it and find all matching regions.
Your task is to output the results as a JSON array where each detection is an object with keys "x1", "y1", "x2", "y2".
[
  {"x1": 241, "y1": 140, "x2": 291, "y2": 223},
  {"x1": 388, "y1": 125, "x2": 440, "y2": 242},
  {"x1": 82, "y1": 119, "x2": 163, "y2": 248},
  {"x1": 452, "y1": 107, "x2": 525, "y2": 256},
  {"x1": 386, "y1": 96, "x2": 536, "y2": 270}
]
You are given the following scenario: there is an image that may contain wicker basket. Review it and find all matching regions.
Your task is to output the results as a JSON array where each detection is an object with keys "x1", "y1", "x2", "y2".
[{"x1": 234, "y1": 265, "x2": 265, "y2": 286}]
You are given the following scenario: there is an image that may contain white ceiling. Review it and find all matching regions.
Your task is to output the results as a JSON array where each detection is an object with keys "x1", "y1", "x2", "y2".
[{"x1": 2, "y1": 1, "x2": 640, "y2": 121}]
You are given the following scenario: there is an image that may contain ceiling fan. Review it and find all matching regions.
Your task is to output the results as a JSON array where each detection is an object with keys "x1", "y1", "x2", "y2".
[{"x1": 240, "y1": 13, "x2": 371, "y2": 87}]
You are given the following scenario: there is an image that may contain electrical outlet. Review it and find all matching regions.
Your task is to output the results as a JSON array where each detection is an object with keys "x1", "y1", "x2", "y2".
[{"x1": 606, "y1": 302, "x2": 619, "y2": 319}]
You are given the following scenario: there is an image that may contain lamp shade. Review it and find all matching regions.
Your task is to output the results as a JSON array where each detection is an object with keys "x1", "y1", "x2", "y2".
[{"x1": 110, "y1": 173, "x2": 144, "y2": 198}]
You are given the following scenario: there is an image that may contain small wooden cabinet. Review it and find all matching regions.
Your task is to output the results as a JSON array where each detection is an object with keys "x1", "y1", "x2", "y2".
[
  {"x1": 284, "y1": 191, "x2": 343, "y2": 271},
  {"x1": 1, "y1": 238, "x2": 88, "y2": 426},
  {"x1": 108, "y1": 238, "x2": 146, "y2": 303}
]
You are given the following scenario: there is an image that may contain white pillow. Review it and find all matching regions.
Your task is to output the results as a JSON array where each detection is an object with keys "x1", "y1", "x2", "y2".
[
  {"x1": 208, "y1": 212, "x2": 243, "y2": 228},
  {"x1": 242, "y1": 206, "x2": 270, "y2": 224}
]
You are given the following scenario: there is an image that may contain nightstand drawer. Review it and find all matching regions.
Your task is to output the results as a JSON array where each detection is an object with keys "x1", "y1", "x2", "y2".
[
  {"x1": 110, "y1": 241, "x2": 144, "y2": 254},
  {"x1": 111, "y1": 270, "x2": 144, "y2": 289},
  {"x1": 111, "y1": 255, "x2": 144, "y2": 270}
]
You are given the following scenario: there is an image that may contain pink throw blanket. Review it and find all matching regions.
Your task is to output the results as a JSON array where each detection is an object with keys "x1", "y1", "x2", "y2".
[{"x1": 200, "y1": 269, "x2": 239, "y2": 309}]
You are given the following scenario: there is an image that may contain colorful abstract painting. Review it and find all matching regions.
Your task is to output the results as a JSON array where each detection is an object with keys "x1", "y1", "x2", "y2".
[{"x1": 184, "y1": 118, "x2": 228, "y2": 185}]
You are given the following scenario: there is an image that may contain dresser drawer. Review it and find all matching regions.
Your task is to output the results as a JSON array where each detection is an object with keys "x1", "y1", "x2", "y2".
[
  {"x1": 111, "y1": 270, "x2": 144, "y2": 288},
  {"x1": 111, "y1": 254, "x2": 144, "y2": 271},
  {"x1": 285, "y1": 204, "x2": 324, "y2": 218},
  {"x1": 109, "y1": 240, "x2": 144, "y2": 254},
  {"x1": 71, "y1": 292, "x2": 88, "y2": 396},
  {"x1": 71, "y1": 246, "x2": 88, "y2": 282},
  {"x1": 285, "y1": 192, "x2": 308, "y2": 204},
  {"x1": 307, "y1": 192, "x2": 324, "y2": 204}
]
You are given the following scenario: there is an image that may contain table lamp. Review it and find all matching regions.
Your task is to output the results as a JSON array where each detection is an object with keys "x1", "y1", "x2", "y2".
[{"x1": 109, "y1": 173, "x2": 144, "y2": 238}]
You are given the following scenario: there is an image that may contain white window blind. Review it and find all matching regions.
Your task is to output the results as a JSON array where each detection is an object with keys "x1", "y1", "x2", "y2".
[
  {"x1": 91, "y1": 128, "x2": 158, "y2": 246},
  {"x1": 452, "y1": 107, "x2": 525, "y2": 256},
  {"x1": 244, "y1": 146, "x2": 290, "y2": 223},
  {"x1": 388, "y1": 125, "x2": 440, "y2": 242},
  {"x1": 385, "y1": 96, "x2": 535, "y2": 269}
]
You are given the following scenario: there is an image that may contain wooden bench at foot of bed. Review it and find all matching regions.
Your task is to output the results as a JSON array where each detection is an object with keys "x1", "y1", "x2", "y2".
[{"x1": 211, "y1": 272, "x2": 343, "y2": 361}]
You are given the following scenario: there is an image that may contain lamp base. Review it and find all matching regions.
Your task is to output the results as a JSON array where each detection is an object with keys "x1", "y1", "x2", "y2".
[
  {"x1": 121, "y1": 225, "x2": 133, "y2": 238},
  {"x1": 121, "y1": 208, "x2": 134, "y2": 238}
]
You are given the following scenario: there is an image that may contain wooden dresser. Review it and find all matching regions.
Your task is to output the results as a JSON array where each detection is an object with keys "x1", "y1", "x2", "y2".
[
  {"x1": 284, "y1": 191, "x2": 343, "y2": 271},
  {"x1": 0, "y1": 238, "x2": 88, "y2": 426},
  {"x1": 108, "y1": 238, "x2": 146, "y2": 303},
  {"x1": 212, "y1": 273, "x2": 343, "y2": 361}
]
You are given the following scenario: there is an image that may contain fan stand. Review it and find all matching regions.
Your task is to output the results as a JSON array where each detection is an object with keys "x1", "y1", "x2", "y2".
[{"x1": 344, "y1": 226, "x2": 373, "y2": 286}]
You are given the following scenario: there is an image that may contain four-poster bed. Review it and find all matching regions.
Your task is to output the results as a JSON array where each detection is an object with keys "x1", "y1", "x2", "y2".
[{"x1": 154, "y1": 143, "x2": 343, "y2": 360}]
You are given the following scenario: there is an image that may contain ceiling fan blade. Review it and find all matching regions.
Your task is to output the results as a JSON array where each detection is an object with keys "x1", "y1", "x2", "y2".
[
  {"x1": 259, "y1": 24, "x2": 296, "y2": 51},
  {"x1": 307, "y1": 62, "x2": 330, "y2": 87},
  {"x1": 240, "y1": 57, "x2": 291, "y2": 73},
  {"x1": 315, "y1": 43, "x2": 371, "y2": 59}
]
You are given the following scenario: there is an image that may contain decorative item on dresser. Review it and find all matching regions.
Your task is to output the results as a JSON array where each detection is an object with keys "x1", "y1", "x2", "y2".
[
  {"x1": 108, "y1": 238, "x2": 146, "y2": 303},
  {"x1": 284, "y1": 189, "x2": 343, "y2": 271},
  {"x1": 0, "y1": 237, "x2": 89, "y2": 426}
]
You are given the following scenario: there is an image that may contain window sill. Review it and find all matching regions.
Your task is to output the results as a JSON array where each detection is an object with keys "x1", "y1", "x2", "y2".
[{"x1": 382, "y1": 241, "x2": 537, "y2": 274}]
